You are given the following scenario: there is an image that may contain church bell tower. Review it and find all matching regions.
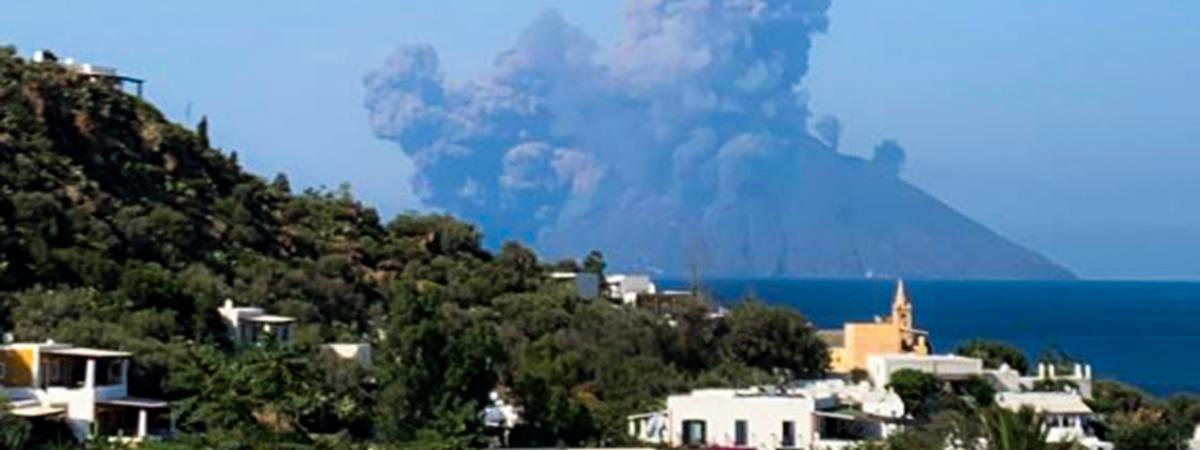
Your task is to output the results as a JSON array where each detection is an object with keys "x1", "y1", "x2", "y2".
[{"x1": 891, "y1": 279, "x2": 913, "y2": 330}]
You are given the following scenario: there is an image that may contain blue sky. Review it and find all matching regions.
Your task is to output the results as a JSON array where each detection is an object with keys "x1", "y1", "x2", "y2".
[{"x1": 3, "y1": 1, "x2": 1198, "y2": 278}]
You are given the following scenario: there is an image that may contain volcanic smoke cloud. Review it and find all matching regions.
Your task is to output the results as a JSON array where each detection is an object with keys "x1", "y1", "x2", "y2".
[{"x1": 364, "y1": 0, "x2": 1073, "y2": 278}]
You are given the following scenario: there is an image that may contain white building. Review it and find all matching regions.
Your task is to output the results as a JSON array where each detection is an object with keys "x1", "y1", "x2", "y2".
[
  {"x1": 866, "y1": 353, "x2": 985, "y2": 387},
  {"x1": 629, "y1": 381, "x2": 903, "y2": 450},
  {"x1": 1188, "y1": 425, "x2": 1200, "y2": 450},
  {"x1": 0, "y1": 342, "x2": 171, "y2": 442},
  {"x1": 32, "y1": 50, "x2": 145, "y2": 97},
  {"x1": 218, "y1": 300, "x2": 296, "y2": 344},
  {"x1": 321, "y1": 343, "x2": 372, "y2": 367},
  {"x1": 995, "y1": 392, "x2": 1112, "y2": 450},
  {"x1": 549, "y1": 272, "x2": 602, "y2": 300},
  {"x1": 988, "y1": 362, "x2": 1094, "y2": 399},
  {"x1": 605, "y1": 274, "x2": 657, "y2": 305}
]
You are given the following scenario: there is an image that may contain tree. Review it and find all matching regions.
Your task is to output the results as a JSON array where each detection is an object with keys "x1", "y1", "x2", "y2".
[
  {"x1": 1089, "y1": 381, "x2": 1153, "y2": 416},
  {"x1": 956, "y1": 376, "x2": 997, "y2": 408},
  {"x1": 0, "y1": 395, "x2": 30, "y2": 450},
  {"x1": 882, "y1": 410, "x2": 978, "y2": 450},
  {"x1": 581, "y1": 250, "x2": 605, "y2": 274},
  {"x1": 955, "y1": 340, "x2": 1030, "y2": 374},
  {"x1": 978, "y1": 406, "x2": 1052, "y2": 450},
  {"x1": 374, "y1": 283, "x2": 499, "y2": 446},
  {"x1": 718, "y1": 300, "x2": 829, "y2": 379},
  {"x1": 1109, "y1": 408, "x2": 1182, "y2": 450},
  {"x1": 169, "y1": 342, "x2": 323, "y2": 441},
  {"x1": 196, "y1": 116, "x2": 210, "y2": 149},
  {"x1": 888, "y1": 369, "x2": 941, "y2": 420},
  {"x1": 508, "y1": 338, "x2": 597, "y2": 446}
]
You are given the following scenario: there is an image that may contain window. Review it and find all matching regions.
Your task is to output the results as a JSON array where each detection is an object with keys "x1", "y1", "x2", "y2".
[
  {"x1": 781, "y1": 420, "x2": 795, "y2": 448},
  {"x1": 106, "y1": 360, "x2": 124, "y2": 385},
  {"x1": 0, "y1": 361, "x2": 7, "y2": 379},
  {"x1": 682, "y1": 419, "x2": 706, "y2": 445},
  {"x1": 734, "y1": 419, "x2": 748, "y2": 446},
  {"x1": 44, "y1": 360, "x2": 62, "y2": 386}
]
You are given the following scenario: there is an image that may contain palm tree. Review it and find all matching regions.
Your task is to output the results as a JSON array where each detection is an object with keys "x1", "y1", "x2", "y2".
[{"x1": 978, "y1": 406, "x2": 1076, "y2": 450}]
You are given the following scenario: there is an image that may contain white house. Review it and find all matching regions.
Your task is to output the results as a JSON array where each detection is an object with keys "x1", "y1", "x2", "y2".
[
  {"x1": 1188, "y1": 425, "x2": 1200, "y2": 450},
  {"x1": 988, "y1": 362, "x2": 1094, "y2": 399},
  {"x1": 217, "y1": 300, "x2": 296, "y2": 344},
  {"x1": 605, "y1": 274, "x2": 657, "y2": 305},
  {"x1": 32, "y1": 50, "x2": 145, "y2": 97},
  {"x1": 629, "y1": 381, "x2": 904, "y2": 450},
  {"x1": 549, "y1": 272, "x2": 601, "y2": 300},
  {"x1": 0, "y1": 341, "x2": 171, "y2": 442},
  {"x1": 995, "y1": 392, "x2": 1112, "y2": 450},
  {"x1": 321, "y1": 343, "x2": 372, "y2": 367},
  {"x1": 866, "y1": 353, "x2": 984, "y2": 387}
]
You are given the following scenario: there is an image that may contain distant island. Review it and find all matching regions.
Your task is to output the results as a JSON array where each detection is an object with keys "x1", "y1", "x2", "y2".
[{"x1": 539, "y1": 142, "x2": 1076, "y2": 280}]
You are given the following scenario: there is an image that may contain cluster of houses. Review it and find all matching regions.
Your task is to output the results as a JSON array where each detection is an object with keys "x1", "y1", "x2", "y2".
[
  {"x1": 624, "y1": 281, "x2": 1117, "y2": 450},
  {"x1": 0, "y1": 300, "x2": 369, "y2": 444}
]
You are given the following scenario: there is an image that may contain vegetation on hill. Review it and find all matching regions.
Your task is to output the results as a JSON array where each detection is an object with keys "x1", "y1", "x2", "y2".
[{"x1": 0, "y1": 47, "x2": 831, "y2": 449}]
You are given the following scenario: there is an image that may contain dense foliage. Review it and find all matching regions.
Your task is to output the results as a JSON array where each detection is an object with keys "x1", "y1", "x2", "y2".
[
  {"x1": 0, "y1": 47, "x2": 831, "y2": 448},
  {"x1": 1088, "y1": 381, "x2": 1200, "y2": 450}
]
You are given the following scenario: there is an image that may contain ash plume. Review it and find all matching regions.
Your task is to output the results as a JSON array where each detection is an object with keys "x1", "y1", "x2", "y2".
[{"x1": 364, "y1": 0, "x2": 1071, "y2": 278}]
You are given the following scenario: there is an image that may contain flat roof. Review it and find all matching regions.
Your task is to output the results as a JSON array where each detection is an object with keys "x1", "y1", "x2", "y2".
[
  {"x1": 815, "y1": 408, "x2": 865, "y2": 421},
  {"x1": 245, "y1": 314, "x2": 296, "y2": 323},
  {"x1": 98, "y1": 397, "x2": 169, "y2": 409},
  {"x1": 10, "y1": 404, "x2": 65, "y2": 417},
  {"x1": 996, "y1": 393, "x2": 1092, "y2": 415},
  {"x1": 869, "y1": 353, "x2": 979, "y2": 362},
  {"x1": 42, "y1": 347, "x2": 131, "y2": 358},
  {"x1": 0, "y1": 342, "x2": 73, "y2": 350}
]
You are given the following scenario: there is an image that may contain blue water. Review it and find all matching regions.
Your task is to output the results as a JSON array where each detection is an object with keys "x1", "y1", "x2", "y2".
[{"x1": 658, "y1": 279, "x2": 1200, "y2": 397}]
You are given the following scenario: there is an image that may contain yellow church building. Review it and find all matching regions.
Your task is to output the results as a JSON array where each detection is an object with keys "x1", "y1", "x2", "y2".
[{"x1": 820, "y1": 280, "x2": 931, "y2": 373}]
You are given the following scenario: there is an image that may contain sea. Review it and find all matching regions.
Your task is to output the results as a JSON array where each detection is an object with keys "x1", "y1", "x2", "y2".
[{"x1": 657, "y1": 279, "x2": 1200, "y2": 397}]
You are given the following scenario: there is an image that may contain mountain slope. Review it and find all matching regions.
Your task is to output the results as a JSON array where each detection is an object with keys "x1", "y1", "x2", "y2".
[
  {"x1": 536, "y1": 147, "x2": 1074, "y2": 280},
  {"x1": 0, "y1": 47, "x2": 510, "y2": 342}
]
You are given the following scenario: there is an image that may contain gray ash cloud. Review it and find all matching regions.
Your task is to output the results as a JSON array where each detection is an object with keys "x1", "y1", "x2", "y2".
[{"x1": 364, "y1": 0, "x2": 966, "y2": 277}]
